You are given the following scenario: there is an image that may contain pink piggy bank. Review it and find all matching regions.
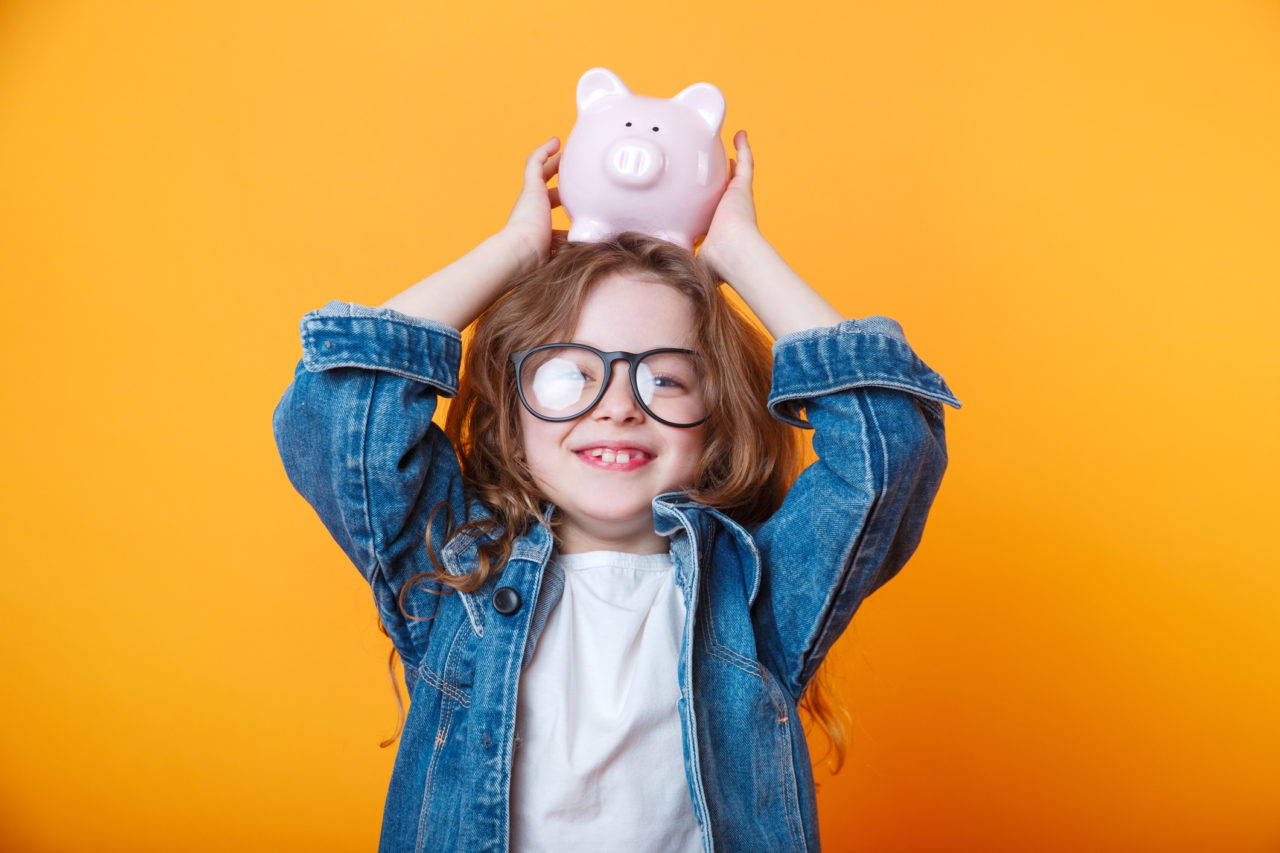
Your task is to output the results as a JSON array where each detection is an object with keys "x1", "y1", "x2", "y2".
[{"x1": 558, "y1": 67, "x2": 728, "y2": 251}]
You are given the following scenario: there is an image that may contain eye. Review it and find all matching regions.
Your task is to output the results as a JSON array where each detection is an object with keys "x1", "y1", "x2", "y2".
[
  {"x1": 625, "y1": 121, "x2": 632, "y2": 127},
  {"x1": 651, "y1": 126, "x2": 660, "y2": 132}
]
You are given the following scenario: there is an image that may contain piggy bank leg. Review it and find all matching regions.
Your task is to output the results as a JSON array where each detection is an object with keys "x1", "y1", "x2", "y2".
[
  {"x1": 657, "y1": 230, "x2": 696, "y2": 252},
  {"x1": 567, "y1": 218, "x2": 616, "y2": 243}
]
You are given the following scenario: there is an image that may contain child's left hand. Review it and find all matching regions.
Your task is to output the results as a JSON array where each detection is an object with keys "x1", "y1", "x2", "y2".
[
  {"x1": 698, "y1": 130, "x2": 766, "y2": 285},
  {"x1": 502, "y1": 137, "x2": 567, "y2": 271},
  {"x1": 696, "y1": 130, "x2": 845, "y2": 339}
]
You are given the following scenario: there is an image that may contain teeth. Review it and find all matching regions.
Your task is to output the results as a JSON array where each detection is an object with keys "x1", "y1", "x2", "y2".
[{"x1": 582, "y1": 447, "x2": 646, "y2": 464}]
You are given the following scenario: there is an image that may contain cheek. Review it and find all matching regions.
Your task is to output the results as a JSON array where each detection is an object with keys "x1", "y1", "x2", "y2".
[
  {"x1": 517, "y1": 413, "x2": 561, "y2": 480},
  {"x1": 671, "y1": 428, "x2": 708, "y2": 482},
  {"x1": 517, "y1": 413, "x2": 543, "y2": 468}
]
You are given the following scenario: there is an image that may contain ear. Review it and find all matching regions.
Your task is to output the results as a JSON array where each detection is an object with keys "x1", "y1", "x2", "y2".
[
  {"x1": 672, "y1": 82, "x2": 726, "y2": 133},
  {"x1": 577, "y1": 67, "x2": 631, "y2": 114}
]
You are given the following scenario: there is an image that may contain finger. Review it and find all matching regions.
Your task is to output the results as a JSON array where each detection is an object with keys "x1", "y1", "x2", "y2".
[
  {"x1": 537, "y1": 136, "x2": 561, "y2": 158},
  {"x1": 524, "y1": 137, "x2": 560, "y2": 182},
  {"x1": 542, "y1": 149, "x2": 562, "y2": 182},
  {"x1": 548, "y1": 186, "x2": 561, "y2": 209},
  {"x1": 732, "y1": 130, "x2": 753, "y2": 183}
]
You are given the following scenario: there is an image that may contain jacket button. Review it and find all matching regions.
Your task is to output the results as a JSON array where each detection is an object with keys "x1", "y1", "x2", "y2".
[{"x1": 492, "y1": 586, "x2": 522, "y2": 616}]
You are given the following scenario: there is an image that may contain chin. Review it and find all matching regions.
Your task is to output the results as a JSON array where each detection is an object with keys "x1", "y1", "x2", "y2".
[
  {"x1": 579, "y1": 507, "x2": 654, "y2": 534},
  {"x1": 555, "y1": 505, "x2": 664, "y2": 550}
]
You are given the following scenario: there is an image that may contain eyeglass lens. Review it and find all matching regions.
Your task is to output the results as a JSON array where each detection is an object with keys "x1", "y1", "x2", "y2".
[{"x1": 519, "y1": 347, "x2": 706, "y2": 425}]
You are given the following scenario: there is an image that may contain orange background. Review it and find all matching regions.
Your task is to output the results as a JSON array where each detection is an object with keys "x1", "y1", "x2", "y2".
[{"x1": 3, "y1": 1, "x2": 1278, "y2": 850}]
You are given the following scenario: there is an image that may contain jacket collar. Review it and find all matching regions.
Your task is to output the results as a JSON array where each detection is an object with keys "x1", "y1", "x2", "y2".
[
  {"x1": 439, "y1": 502, "x2": 556, "y2": 638},
  {"x1": 651, "y1": 493, "x2": 763, "y2": 607}
]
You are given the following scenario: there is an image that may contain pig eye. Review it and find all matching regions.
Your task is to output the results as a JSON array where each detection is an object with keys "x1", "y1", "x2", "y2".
[
  {"x1": 651, "y1": 126, "x2": 660, "y2": 132},
  {"x1": 625, "y1": 121, "x2": 632, "y2": 127}
]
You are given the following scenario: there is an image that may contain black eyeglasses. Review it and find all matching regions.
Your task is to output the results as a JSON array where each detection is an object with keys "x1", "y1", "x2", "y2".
[{"x1": 510, "y1": 344, "x2": 709, "y2": 428}]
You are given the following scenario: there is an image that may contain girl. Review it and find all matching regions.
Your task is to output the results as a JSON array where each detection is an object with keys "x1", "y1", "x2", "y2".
[{"x1": 274, "y1": 132, "x2": 959, "y2": 852}]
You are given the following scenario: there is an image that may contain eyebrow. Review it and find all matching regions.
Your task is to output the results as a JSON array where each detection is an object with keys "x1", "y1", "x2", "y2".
[
  {"x1": 560, "y1": 340, "x2": 692, "y2": 350},
  {"x1": 565, "y1": 336, "x2": 698, "y2": 348}
]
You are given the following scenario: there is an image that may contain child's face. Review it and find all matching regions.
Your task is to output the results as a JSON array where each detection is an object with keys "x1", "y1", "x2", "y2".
[{"x1": 519, "y1": 272, "x2": 707, "y2": 554}]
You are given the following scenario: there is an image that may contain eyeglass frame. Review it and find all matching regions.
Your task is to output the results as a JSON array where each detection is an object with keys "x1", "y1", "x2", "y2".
[{"x1": 509, "y1": 343, "x2": 710, "y2": 429}]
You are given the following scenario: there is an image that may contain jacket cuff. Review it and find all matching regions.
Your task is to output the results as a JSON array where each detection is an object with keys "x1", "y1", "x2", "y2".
[
  {"x1": 299, "y1": 301, "x2": 463, "y2": 394},
  {"x1": 768, "y1": 316, "x2": 961, "y2": 428}
]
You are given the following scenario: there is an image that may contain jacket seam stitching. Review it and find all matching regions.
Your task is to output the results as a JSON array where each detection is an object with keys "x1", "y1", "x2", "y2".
[
  {"x1": 357, "y1": 373, "x2": 394, "y2": 634},
  {"x1": 419, "y1": 662, "x2": 471, "y2": 707},
  {"x1": 763, "y1": 671, "x2": 806, "y2": 851},
  {"x1": 702, "y1": 602, "x2": 762, "y2": 679},
  {"x1": 702, "y1": 619, "x2": 762, "y2": 679},
  {"x1": 302, "y1": 314, "x2": 461, "y2": 387},
  {"x1": 793, "y1": 394, "x2": 877, "y2": 698},
  {"x1": 434, "y1": 619, "x2": 472, "y2": 706},
  {"x1": 309, "y1": 308, "x2": 463, "y2": 341},
  {"x1": 304, "y1": 357, "x2": 457, "y2": 389},
  {"x1": 670, "y1": 515, "x2": 713, "y2": 849},
  {"x1": 415, "y1": 618, "x2": 468, "y2": 853},
  {"x1": 441, "y1": 537, "x2": 484, "y2": 638},
  {"x1": 778, "y1": 710, "x2": 804, "y2": 851},
  {"x1": 771, "y1": 378, "x2": 958, "y2": 414},
  {"x1": 415, "y1": 693, "x2": 452, "y2": 853}
]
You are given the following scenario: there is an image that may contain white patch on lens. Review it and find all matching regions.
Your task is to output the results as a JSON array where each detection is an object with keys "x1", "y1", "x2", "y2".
[
  {"x1": 635, "y1": 361, "x2": 656, "y2": 406},
  {"x1": 532, "y1": 358, "x2": 584, "y2": 413}
]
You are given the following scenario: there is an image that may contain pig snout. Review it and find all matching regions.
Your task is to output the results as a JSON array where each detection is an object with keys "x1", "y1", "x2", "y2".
[{"x1": 604, "y1": 138, "x2": 665, "y2": 188}]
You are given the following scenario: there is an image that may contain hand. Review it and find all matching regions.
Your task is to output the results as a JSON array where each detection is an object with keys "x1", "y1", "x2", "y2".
[
  {"x1": 698, "y1": 130, "x2": 766, "y2": 284},
  {"x1": 381, "y1": 138, "x2": 567, "y2": 327},
  {"x1": 503, "y1": 137, "x2": 567, "y2": 272},
  {"x1": 695, "y1": 131, "x2": 844, "y2": 337}
]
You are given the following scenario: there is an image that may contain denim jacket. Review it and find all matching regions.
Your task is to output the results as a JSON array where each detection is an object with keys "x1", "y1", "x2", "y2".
[{"x1": 273, "y1": 301, "x2": 960, "y2": 853}]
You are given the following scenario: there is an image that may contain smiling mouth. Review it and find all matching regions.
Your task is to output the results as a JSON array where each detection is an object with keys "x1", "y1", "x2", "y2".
[{"x1": 576, "y1": 447, "x2": 652, "y2": 469}]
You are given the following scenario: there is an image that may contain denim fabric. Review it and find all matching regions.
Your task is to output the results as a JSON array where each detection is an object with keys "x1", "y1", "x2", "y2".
[{"x1": 274, "y1": 301, "x2": 960, "y2": 853}]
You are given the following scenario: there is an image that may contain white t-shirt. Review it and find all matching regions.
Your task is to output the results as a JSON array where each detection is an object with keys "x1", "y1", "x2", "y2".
[{"x1": 509, "y1": 550, "x2": 702, "y2": 853}]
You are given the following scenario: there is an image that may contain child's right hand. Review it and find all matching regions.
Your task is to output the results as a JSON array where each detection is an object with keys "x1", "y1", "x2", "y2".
[
  {"x1": 380, "y1": 138, "x2": 566, "y2": 329},
  {"x1": 502, "y1": 137, "x2": 566, "y2": 274}
]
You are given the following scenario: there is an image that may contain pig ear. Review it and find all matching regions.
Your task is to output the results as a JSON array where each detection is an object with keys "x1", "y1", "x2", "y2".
[
  {"x1": 673, "y1": 83, "x2": 726, "y2": 133},
  {"x1": 577, "y1": 67, "x2": 631, "y2": 113}
]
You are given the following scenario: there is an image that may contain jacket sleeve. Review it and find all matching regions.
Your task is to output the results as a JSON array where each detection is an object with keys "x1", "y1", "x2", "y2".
[
  {"x1": 272, "y1": 301, "x2": 467, "y2": 660},
  {"x1": 751, "y1": 316, "x2": 960, "y2": 700}
]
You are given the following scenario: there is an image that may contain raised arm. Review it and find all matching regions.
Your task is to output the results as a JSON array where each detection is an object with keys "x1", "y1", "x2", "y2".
[
  {"x1": 696, "y1": 131, "x2": 844, "y2": 338},
  {"x1": 381, "y1": 137, "x2": 564, "y2": 329},
  {"x1": 699, "y1": 133, "x2": 962, "y2": 698},
  {"x1": 273, "y1": 138, "x2": 562, "y2": 663}
]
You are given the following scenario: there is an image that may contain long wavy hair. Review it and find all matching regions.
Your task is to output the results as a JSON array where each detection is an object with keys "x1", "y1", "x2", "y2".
[{"x1": 384, "y1": 233, "x2": 850, "y2": 769}]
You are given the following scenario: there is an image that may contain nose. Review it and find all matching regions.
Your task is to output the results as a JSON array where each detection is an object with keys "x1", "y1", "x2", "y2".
[
  {"x1": 592, "y1": 362, "x2": 644, "y2": 423},
  {"x1": 605, "y1": 138, "x2": 664, "y2": 188}
]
